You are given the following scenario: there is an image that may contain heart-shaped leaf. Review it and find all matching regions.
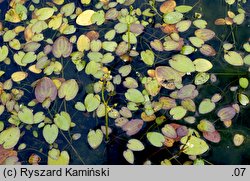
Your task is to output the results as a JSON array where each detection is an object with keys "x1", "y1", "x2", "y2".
[
  {"x1": 84, "y1": 93, "x2": 101, "y2": 112},
  {"x1": 48, "y1": 149, "x2": 70, "y2": 165},
  {"x1": 147, "y1": 132, "x2": 165, "y2": 147},
  {"x1": 87, "y1": 129, "x2": 103, "y2": 149},
  {"x1": 43, "y1": 124, "x2": 59, "y2": 144},
  {"x1": 0, "y1": 127, "x2": 20, "y2": 149},
  {"x1": 54, "y1": 112, "x2": 71, "y2": 131},
  {"x1": 127, "y1": 139, "x2": 145, "y2": 151},
  {"x1": 123, "y1": 149, "x2": 134, "y2": 164}
]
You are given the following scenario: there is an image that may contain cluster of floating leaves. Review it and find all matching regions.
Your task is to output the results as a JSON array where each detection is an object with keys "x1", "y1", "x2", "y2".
[{"x1": 0, "y1": 0, "x2": 249, "y2": 165}]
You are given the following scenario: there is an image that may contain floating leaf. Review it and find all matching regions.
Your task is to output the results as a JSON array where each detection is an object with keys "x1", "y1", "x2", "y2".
[
  {"x1": 159, "y1": 97, "x2": 176, "y2": 110},
  {"x1": 52, "y1": 36, "x2": 73, "y2": 58},
  {"x1": 238, "y1": 94, "x2": 249, "y2": 106},
  {"x1": 169, "y1": 54, "x2": 195, "y2": 73},
  {"x1": 43, "y1": 124, "x2": 58, "y2": 144},
  {"x1": 189, "y1": 37, "x2": 204, "y2": 48},
  {"x1": 233, "y1": 13, "x2": 245, "y2": 25},
  {"x1": 195, "y1": 72, "x2": 210, "y2": 85},
  {"x1": 163, "y1": 12, "x2": 183, "y2": 24},
  {"x1": 181, "y1": 136, "x2": 209, "y2": 156},
  {"x1": 175, "y1": 5, "x2": 192, "y2": 13},
  {"x1": 203, "y1": 131, "x2": 221, "y2": 143},
  {"x1": 141, "y1": 50, "x2": 155, "y2": 66},
  {"x1": 122, "y1": 119, "x2": 144, "y2": 136},
  {"x1": 200, "y1": 44, "x2": 216, "y2": 56},
  {"x1": 170, "y1": 106, "x2": 187, "y2": 120},
  {"x1": 77, "y1": 35, "x2": 90, "y2": 52},
  {"x1": 181, "y1": 99, "x2": 196, "y2": 112},
  {"x1": 233, "y1": 134, "x2": 244, "y2": 146},
  {"x1": 176, "y1": 20, "x2": 191, "y2": 32},
  {"x1": 127, "y1": 139, "x2": 144, "y2": 151},
  {"x1": 84, "y1": 93, "x2": 101, "y2": 112},
  {"x1": 199, "y1": 99, "x2": 215, "y2": 114},
  {"x1": 224, "y1": 51, "x2": 243, "y2": 66},
  {"x1": 76, "y1": 10, "x2": 95, "y2": 26},
  {"x1": 35, "y1": 77, "x2": 57, "y2": 103},
  {"x1": 147, "y1": 132, "x2": 165, "y2": 147},
  {"x1": 48, "y1": 149, "x2": 69, "y2": 165},
  {"x1": 193, "y1": 19, "x2": 207, "y2": 29},
  {"x1": 0, "y1": 46, "x2": 9, "y2": 62},
  {"x1": 195, "y1": 29, "x2": 215, "y2": 41},
  {"x1": 193, "y1": 58, "x2": 213, "y2": 72},
  {"x1": 239, "y1": 78, "x2": 249, "y2": 89},
  {"x1": 125, "y1": 89, "x2": 145, "y2": 103},
  {"x1": 197, "y1": 120, "x2": 215, "y2": 132},
  {"x1": 87, "y1": 129, "x2": 103, "y2": 149},
  {"x1": 0, "y1": 127, "x2": 20, "y2": 149},
  {"x1": 217, "y1": 106, "x2": 236, "y2": 121},
  {"x1": 54, "y1": 112, "x2": 71, "y2": 131},
  {"x1": 74, "y1": 102, "x2": 86, "y2": 111},
  {"x1": 3, "y1": 30, "x2": 17, "y2": 42},
  {"x1": 123, "y1": 149, "x2": 134, "y2": 164},
  {"x1": 160, "y1": 0, "x2": 176, "y2": 14},
  {"x1": 35, "y1": 8, "x2": 55, "y2": 20},
  {"x1": 11, "y1": 71, "x2": 28, "y2": 82},
  {"x1": 60, "y1": 2, "x2": 75, "y2": 17},
  {"x1": 162, "y1": 124, "x2": 177, "y2": 139},
  {"x1": 58, "y1": 79, "x2": 79, "y2": 101}
]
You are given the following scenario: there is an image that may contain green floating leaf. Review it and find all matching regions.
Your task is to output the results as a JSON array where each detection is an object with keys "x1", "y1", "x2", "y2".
[
  {"x1": 35, "y1": 7, "x2": 55, "y2": 20},
  {"x1": 193, "y1": 19, "x2": 207, "y2": 29},
  {"x1": 147, "y1": 132, "x2": 165, "y2": 147},
  {"x1": 175, "y1": 5, "x2": 192, "y2": 13},
  {"x1": 18, "y1": 107, "x2": 45, "y2": 124},
  {"x1": 163, "y1": 11, "x2": 183, "y2": 24},
  {"x1": 84, "y1": 93, "x2": 101, "y2": 112},
  {"x1": 194, "y1": 72, "x2": 210, "y2": 85},
  {"x1": 127, "y1": 139, "x2": 145, "y2": 151},
  {"x1": 141, "y1": 50, "x2": 155, "y2": 66},
  {"x1": 3, "y1": 30, "x2": 17, "y2": 42},
  {"x1": 181, "y1": 136, "x2": 209, "y2": 156},
  {"x1": 0, "y1": 127, "x2": 20, "y2": 149},
  {"x1": 224, "y1": 51, "x2": 243, "y2": 66},
  {"x1": 170, "y1": 106, "x2": 187, "y2": 120},
  {"x1": 43, "y1": 124, "x2": 59, "y2": 144},
  {"x1": 74, "y1": 102, "x2": 86, "y2": 111},
  {"x1": 199, "y1": 99, "x2": 215, "y2": 114},
  {"x1": 238, "y1": 94, "x2": 249, "y2": 106},
  {"x1": 123, "y1": 149, "x2": 134, "y2": 164},
  {"x1": 60, "y1": 2, "x2": 75, "y2": 17},
  {"x1": 193, "y1": 58, "x2": 213, "y2": 72},
  {"x1": 0, "y1": 46, "x2": 9, "y2": 62},
  {"x1": 169, "y1": 54, "x2": 195, "y2": 73},
  {"x1": 125, "y1": 89, "x2": 145, "y2": 103},
  {"x1": 58, "y1": 79, "x2": 79, "y2": 101},
  {"x1": 87, "y1": 129, "x2": 103, "y2": 149},
  {"x1": 14, "y1": 51, "x2": 37, "y2": 66},
  {"x1": 239, "y1": 78, "x2": 249, "y2": 89},
  {"x1": 48, "y1": 149, "x2": 70, "y2": 165},
  {"x1": 122, "y1": 32, "x2": 137, "y2": 44},
  {"x1": 54, "y1": 112, "x2": 72, "y2": 131}
]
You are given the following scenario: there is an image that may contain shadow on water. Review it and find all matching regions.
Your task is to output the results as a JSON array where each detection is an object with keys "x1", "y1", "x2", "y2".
[{"x1": 0, "y1": 0, "x2": 250, "y2": 165}]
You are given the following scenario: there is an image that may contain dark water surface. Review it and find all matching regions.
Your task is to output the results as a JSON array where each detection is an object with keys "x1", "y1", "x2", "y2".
[{"x1": 0, "y1": 0, "x2": 250, "y2": 165}]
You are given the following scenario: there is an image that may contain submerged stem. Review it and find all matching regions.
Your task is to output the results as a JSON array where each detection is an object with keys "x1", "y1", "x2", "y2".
[
  {"x1": 60, "y1": 130, "x2": 85, "y2": 164},
  {"x1": 101, "y1": 80, "x2": 109, "y2": 141}
]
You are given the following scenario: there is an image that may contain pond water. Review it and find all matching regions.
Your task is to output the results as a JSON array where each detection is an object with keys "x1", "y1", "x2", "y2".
[{"x1": 0, "y1": 0, "x2": 250, "y2": 165}]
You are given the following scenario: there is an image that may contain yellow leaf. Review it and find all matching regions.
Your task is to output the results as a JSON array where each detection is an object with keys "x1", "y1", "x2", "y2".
[
  {"x1": 76, "y1": 10, "x2": 95, "y2": 26},
  {"x1": 81, "y1": 0, "x2": 91, "y2": 4},
  {"x1": 77, "y1": 35, "x2": 90, "y2": 52},
  {"x1": 11, "y1": 71, "x2": 28, "y2": 82},
  {"x1": 28, "y1": 65, "x2": 42, "y2": 74}
]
